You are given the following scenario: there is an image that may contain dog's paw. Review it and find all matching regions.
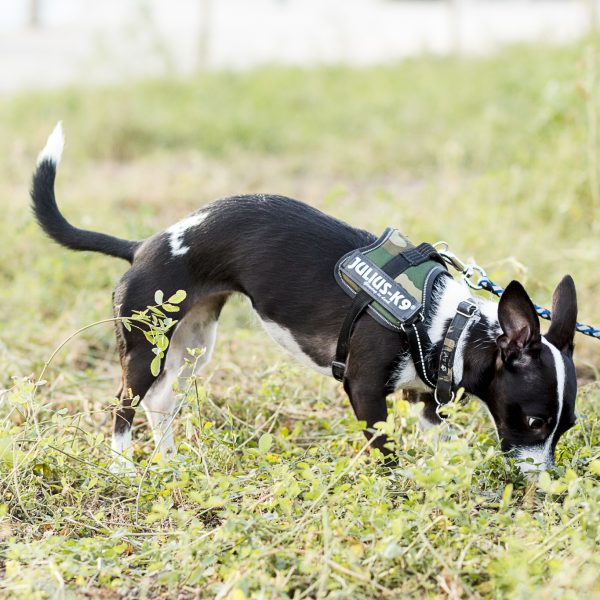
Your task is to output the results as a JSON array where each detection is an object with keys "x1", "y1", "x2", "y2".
[{"x1": 109, "y1": 454, "x2": 137, "y2": 477}]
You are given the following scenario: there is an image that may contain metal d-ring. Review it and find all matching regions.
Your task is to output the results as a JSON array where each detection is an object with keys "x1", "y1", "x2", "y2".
[
  {"x1": 463, "y1": 264, "x2": 488, "y2": 290},
  {"x1": 434, "y1": 388, "x2": 455, "y2": 415}
]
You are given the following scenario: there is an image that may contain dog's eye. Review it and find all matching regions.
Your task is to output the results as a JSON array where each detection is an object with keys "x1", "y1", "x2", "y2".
[{"x1": 527, "y1": 416, "x2": 545, "y2": 430}]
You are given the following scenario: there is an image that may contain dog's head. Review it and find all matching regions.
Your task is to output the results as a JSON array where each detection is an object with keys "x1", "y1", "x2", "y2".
[{"x1": 484, "y1": 276, "x2": 578, "y2": 473}]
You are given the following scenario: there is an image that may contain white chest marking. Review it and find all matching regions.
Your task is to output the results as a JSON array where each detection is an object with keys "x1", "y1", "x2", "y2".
[
  {"x1": 257, "y1": 318, "x2": 331, "y2": 377},
  {"x1": 392, "y1": 356, "x2": 430, "y2": 391},
  {"x1": 427, "y1": 279, "x2": 471, "y2": 346},
  {"x1": 393, "y1": 277, "x2": 483, "y2": 391},
  {"x1": 166, "y1": 213, "x2": 207, "y2": 257},
  {"x1": 514, "y1": 337, "x2": 565, "y2": 473}
]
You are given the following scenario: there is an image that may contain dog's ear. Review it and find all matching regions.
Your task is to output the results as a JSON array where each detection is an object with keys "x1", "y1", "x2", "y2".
[
  {"x1": 545, "y1": 275, "x2": 577, "y2": 354},
  {"x1": 497, "y1": 280, "x2": 541, "y2": 364}
]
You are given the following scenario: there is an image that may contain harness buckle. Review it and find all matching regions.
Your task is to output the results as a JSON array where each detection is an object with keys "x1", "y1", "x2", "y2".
[
  {"x1": 434, "y1": 388, "x2": 455, "y2": 410},
  {"x1": 456, "y1": 299, "x2": 478, "y2": 318},
  {"x1": 400, "y1": 312, "x2": 423, "y2": 332},
  {"x1": 331, "y1": 361, "x2": 346, "y2": 381}
]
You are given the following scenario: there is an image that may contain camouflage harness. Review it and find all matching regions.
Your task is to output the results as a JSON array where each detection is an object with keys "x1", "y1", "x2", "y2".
[{"x1": 333, "y1": 228, "x2": 479, "y2": 408}]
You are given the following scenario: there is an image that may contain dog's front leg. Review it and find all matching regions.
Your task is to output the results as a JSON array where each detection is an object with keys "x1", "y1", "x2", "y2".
[
  {"x1": 344, "y1": 377, "x2": 394, "y2": 459},
  {"x1": 341, "y1": 321, "x2": 404, "y2": 463}
]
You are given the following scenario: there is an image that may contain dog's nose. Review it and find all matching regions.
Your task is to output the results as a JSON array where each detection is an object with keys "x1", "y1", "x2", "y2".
[{"x1": 515, "y1": 457, "x2": 552, "y2": 474}]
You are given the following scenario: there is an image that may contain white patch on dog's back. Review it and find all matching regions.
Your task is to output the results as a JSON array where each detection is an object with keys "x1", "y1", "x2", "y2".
[
  {"x1": 166, "y1": 212, "x2": 207, "y2": 256},
  {"x1": 514, "y1": 337, "x2": 565, "y2": 473},
  {"x1": 258, "y1": 318, "x2": 331, "y2": 376},
  {"x1": 37, "y1": 121, "x2": 64, "y2": 166}
]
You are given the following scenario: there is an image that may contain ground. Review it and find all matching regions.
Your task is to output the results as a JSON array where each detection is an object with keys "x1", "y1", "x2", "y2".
[{"x1": 0, "y1": 42, "x2": 599, "y2": 598}]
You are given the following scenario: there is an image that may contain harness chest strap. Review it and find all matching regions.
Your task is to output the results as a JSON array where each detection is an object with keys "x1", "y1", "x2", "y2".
[{"x1": 434, "y1": 299, "x2": 479, "y2": 407}]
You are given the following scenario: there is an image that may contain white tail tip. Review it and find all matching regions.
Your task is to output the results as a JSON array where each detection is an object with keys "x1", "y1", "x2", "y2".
[{"x1": 37, "y1": 121, "x2": 64, "y2": 167}]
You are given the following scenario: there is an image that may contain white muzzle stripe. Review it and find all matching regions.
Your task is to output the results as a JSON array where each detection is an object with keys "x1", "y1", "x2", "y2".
[{"x1": 514, "y1": 337, "x2": 565, "y2": 472}]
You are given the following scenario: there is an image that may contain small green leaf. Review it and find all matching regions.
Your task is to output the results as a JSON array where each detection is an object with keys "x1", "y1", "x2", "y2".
[
  {"x1": 122, "y1": 319, "x2": 132, "y2": 332},
  {"x1": 258, "y1": 433, "x2": 273, "y2": 454},
  {"x1": 500, "y1": 483, "x2": 513, "y2": 511},
  {"x1": 156, "y1": 335, "x2": 169, "y2": 351},
  {"x1": 162, "y1": 303, "x2": 180, "y2": 313},
  {"x1": 33, "y1": 463, "x2": 52, "y2": 478},
  {"x1": 154, "y1": 290, "x2": 164, "y2": 304},
  {"x1": 150, "y1": 356, "x2": 162, "y2": 376},
  {"x1": 538, "y1": 470, "x2": 552, "y2": 492},
  {"x1": 168, "y1": 290, "x2": 187, "y2": 304}
]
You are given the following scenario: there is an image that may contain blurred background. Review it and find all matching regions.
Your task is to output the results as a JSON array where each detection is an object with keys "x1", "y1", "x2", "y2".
[
  {"x1": 2, "y1": 1, "x2": 600, "y2": 387},
  {"x1": 1, "y1": 0, "x2": 599, "y2": 91}
]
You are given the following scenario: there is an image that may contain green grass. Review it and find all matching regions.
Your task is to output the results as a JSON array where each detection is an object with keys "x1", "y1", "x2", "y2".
[{"x1": 1, "y1": 41, "x2": 600, "y2": 598}]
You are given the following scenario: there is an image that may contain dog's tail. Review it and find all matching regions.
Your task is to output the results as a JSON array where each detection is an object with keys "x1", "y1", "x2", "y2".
[{"x1": 31, "y1": 122, "x2": 141, "y2": 263}]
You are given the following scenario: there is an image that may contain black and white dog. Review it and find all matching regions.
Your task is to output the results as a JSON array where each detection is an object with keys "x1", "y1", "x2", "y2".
[{"x1": 31, "y1": 124, "x2": 578, "y2": 474}]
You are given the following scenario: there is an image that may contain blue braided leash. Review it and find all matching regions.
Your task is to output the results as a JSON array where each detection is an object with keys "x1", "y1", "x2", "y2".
[
  {"x1": 478, "y1": 277, "x2": 600, "y2": 340},
  {"x1": 434, "y1": 242, "x2": 600, "y2": 341}
]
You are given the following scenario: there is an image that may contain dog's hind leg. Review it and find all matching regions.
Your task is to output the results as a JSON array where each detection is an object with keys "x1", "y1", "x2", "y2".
[
  {"x1": 140, "y1": 295, "x2": 225, "y2": 461},
  {"x1": 111, "y1": 344, "x2": 156, "y2": 474},
  {"x1": 110, "y1": 294, "x2": 225, "y2": 473}
]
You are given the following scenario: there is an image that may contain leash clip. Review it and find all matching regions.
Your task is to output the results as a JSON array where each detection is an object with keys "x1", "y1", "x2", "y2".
[
  {"x1": 434, "y1": 241, "x2": 488, "y2": 290},
  {"x1": 434, "y1": 241, "x2": 466, "y2": 273},
  {"x1": 331, "y1": 360, "x2": 346, "y2": 381},
  {"x1": 462, "y1": 264, "x2": 488, "y2": 290}
]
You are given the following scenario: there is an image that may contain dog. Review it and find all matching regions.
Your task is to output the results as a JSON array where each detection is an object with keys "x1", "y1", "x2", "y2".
[{"x1": 31, "y1": 123, "x2": 578, "y2": 475}]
